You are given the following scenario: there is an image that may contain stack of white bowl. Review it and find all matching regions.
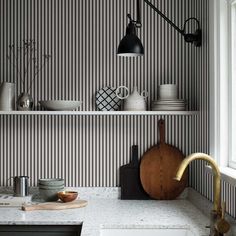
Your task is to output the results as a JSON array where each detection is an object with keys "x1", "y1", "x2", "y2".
[
  {"x1": 38, "y1": 178, "x2": 64, "y2": 201},
  {"x1": 151, "y1": 84, "x2": 186, "y2": 111}
]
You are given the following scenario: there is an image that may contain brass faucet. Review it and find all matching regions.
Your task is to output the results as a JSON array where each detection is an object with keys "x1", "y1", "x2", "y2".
[{"x1": 174, "y1": 153, "x2": 230, "y2": 236}]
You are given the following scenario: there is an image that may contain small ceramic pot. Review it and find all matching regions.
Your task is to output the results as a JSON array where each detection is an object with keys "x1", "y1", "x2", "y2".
[{"x1": 17, "y1": 92, "x2": 33, "y2": 111}]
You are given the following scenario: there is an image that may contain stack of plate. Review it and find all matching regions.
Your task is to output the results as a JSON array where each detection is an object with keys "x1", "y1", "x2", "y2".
[
  {"x1": 38, "y1": 178, "x2": 64, "y2": 202},
  {"x1": 152, "y1": 99, "x2": 186, "y2": 111}
]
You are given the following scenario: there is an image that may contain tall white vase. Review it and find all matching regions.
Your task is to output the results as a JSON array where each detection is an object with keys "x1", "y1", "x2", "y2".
[{"x1": 0, "y1": 82, "x2": 16, "y2": 111}]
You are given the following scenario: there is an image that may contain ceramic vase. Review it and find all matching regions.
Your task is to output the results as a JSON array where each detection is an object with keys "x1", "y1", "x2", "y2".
[
  {"x1": 17, "y1": 92, "x2": 33, "y2": 111},
  {"x1": 0, "y1": 82, "x2": 16, "y2": 111},
  {"x1": 116, "y1": 86, "x2": 148, "y2": 111}
]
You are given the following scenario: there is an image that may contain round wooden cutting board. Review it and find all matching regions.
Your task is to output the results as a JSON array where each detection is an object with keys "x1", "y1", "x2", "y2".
[{"x1": 140, "y1": 119, "x2": 187, "y2": 200}]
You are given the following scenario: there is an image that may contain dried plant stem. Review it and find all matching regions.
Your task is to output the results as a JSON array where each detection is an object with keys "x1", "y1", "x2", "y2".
[
  {"x1": 23, "y1": 48, "x2": 33, "y2": 90},
  {"x1": 9, "y1": 48, "x2": 24, "y2": 86},
  {"x1": 7, "y1": 40, "x2": 51, "y2": 93},
  {"x1": 27, "y1": 59, "x2": 46, "y2": 93}
]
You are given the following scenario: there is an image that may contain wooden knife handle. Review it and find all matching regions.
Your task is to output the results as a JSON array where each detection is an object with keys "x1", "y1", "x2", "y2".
[
  {"x1": 131, "y1": 145, "x2": 139, "y2": 167},
  {"x1": 158, "y1": 119, "x2": 165, "y2": 144}
]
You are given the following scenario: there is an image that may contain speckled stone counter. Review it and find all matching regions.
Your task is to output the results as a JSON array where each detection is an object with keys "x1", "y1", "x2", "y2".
[
  {"x1": 81, "y1": 199, "x2": 209, "y2": 236},
  {"x1": 0, "y1": 187, "x2": 210, "y2": 236}
]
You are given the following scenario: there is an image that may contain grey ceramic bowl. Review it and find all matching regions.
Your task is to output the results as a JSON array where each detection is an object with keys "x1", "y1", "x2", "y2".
[
  {"x1": 39, "y1": 187, "x2": 64, "y2": 201},
  {"x1": 38, "y1": 178, "x2": 64, "y2": 186},
  {"x1": 38, "y1": 184, "x2": 64, "y2": 190}
]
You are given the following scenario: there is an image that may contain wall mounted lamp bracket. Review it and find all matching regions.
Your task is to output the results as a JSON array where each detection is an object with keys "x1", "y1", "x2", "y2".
[
  {"x1": 142, "y1": 0, "x2": 202, "y2": 47},
  {"x1": 182, "y1": 18, "x2": 202, "y2": 47}
]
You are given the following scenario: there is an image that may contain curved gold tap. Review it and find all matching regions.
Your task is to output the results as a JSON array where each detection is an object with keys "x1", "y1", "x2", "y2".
[
  {"x1": 175, "y1": 153, "x2": 231, "y2": 236},
  {"x1": 174, "y1": 153, "x2": 221, "y2": 212}
]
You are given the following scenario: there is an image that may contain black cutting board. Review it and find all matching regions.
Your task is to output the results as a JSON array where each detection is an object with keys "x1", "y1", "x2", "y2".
[{"x1": 120, "y1": 145, "x2": 149, "y2": 200}]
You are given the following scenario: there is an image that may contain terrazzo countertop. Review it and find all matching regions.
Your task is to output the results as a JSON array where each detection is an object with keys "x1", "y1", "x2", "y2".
[
  {"x1": 81, "y1": 198, "x2": 209, "y2": 236},
  {"x1": 0, "y1": 187, "x2": 210, "y2": 236}
]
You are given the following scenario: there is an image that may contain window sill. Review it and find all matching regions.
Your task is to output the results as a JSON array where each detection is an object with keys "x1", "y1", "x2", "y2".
[{"x1": 205, "y1": 165, "x2": 236, "y2": 186}]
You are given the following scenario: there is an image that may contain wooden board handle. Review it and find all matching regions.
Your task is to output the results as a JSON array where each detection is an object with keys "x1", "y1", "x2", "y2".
[
  {"x1": 22, "y1": 204, "x2": 47, "y2": 211},
  {"x1": 158, "y1": 119, "x2": 165, "y2": 144},
  {"x1": 131, "y1": 145, "x2": 139, "y2": 167}
]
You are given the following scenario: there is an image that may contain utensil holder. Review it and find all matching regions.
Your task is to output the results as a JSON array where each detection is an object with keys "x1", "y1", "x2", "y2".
[{"x1": 13, "y1": 176, "x2": 29, "y2": 197}]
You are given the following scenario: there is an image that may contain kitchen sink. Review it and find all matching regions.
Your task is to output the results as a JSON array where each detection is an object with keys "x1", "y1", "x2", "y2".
[{"x1": 100, "y1": 228, "x2": 196, "y2": 236}]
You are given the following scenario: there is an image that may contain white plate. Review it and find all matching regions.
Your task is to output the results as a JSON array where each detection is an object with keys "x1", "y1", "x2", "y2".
[
  {"x1": 39, "y1": 100, "x2": 82, "y2": 111},
  {"x1": 152, "y1": 107, "x2": 186, "y2": 111},
  {"x1": 152, "y1": 99, "x2": 186, "y2": 104},
  {"x1": 152, "y1": 104, "x2": 186, "y2": 111},
  {"x1": 152, "y1": 103, "x2": 186, "y2": 107},
  {"x1": 152, "y1": 103, "x2": 186, "y2": 106},
  {"x1": 152, "y1": 104, "x2": 186, "y2": 107},
  {"x1": 152, "y1": 99, "x2": 186, "y2": 102}
]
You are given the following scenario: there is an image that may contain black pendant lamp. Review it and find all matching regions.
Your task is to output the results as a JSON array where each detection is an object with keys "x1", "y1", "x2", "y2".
[
  {"x1": 117, "y1": 0, "x2": 202, "y2": 57},
  {"x1": 117, "y1": 14, "x2": 144, "y2": 57}
]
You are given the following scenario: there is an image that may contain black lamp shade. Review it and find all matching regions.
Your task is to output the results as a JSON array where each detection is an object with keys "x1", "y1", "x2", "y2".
[
  {"x1": 117, "y1": 34, "x2": 144, "y2": 57},
  {"x1": 117, "y1": 21, "x2": 144, "y2": 57}
]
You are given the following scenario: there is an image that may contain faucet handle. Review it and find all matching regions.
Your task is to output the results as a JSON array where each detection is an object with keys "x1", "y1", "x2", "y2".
[
  {"x1": 221, "y1": 201, "x2": 226, "y2": 219},
  {"x1": 215, "y1": 201, "x2": 230, "y2": 234}
]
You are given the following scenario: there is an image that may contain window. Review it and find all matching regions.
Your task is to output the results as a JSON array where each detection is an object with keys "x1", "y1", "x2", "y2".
[
  {"x1": 229, "y1": 0, "x2": 236, "y2": 168},
  {"x1": 209, "y1": 0, "x2": 236, "y2": 179}
]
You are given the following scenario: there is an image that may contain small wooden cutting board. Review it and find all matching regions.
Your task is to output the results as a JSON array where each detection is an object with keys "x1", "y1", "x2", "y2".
[
  {"x1": 22, "y1": 200, "x2": 88, "y2": 211},
  {"x1": 120, "y1": 145, "x2": 149, "y2": 200}
]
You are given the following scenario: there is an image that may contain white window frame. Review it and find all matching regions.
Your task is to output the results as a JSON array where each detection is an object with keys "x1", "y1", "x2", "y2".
[
  {"x1": 228, "y1": 0, "x2": 236, "y2": 169},
  {"x1": 208, "y1": 0, "x2": 236, "y2": 185}
]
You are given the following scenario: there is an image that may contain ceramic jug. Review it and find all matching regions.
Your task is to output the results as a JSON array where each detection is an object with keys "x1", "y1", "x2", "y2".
[
  {"x1": 116, "y1": 86, "x2": 148, "y2": 111},
  {"x1": 0, "y1": 82, "x2": 15, "y2": 111}
]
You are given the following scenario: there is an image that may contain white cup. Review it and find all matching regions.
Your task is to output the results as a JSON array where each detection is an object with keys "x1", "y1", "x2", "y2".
[{"x1": 158, "y1": 84, "x2": 178, "y2": 100}]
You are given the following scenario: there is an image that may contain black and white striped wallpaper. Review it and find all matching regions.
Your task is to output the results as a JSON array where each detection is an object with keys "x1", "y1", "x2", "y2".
[{"x1": 0, "y1": 0, "x2": 235, "y2": 218}]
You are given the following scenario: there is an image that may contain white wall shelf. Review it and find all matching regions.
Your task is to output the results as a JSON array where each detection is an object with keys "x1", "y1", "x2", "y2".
[{"x1": 0, "y1": 111, "x2": 199, "y2": 116}]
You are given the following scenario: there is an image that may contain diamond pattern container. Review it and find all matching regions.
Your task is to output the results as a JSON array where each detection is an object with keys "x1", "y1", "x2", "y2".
[{"x1": 96, "y1": 87, "x2": 121, "y2": 111}]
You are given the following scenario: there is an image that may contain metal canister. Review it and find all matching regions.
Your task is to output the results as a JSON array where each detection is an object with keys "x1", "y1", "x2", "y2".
[{"x1": 13, "y1": 176, "x2": 29, "y2": 197}]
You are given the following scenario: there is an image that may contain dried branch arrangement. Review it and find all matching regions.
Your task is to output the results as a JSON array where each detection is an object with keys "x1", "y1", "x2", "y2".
[{"x1": 7, "y1": 39, "x2": 51, "y2": 93}]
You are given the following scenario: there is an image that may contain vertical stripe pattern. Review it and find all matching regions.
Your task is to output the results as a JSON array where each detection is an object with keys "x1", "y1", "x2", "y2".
[
  {"x1": 0, "y1": 0, "x2": 235, "y2": 218},
  {"x1": 0, "y1": 115, "x2": 197, "y2": 187}
]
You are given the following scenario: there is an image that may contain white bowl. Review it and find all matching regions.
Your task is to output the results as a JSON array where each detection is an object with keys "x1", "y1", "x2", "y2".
[
  {"x1": 39, "y1": 100, "x2": 82, "y2": 111},
  {"x1": 158, "y1": 84, "x2": 178, "y2": 100}
]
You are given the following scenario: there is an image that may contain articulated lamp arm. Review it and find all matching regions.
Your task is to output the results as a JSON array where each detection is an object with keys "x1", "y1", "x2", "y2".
[
  {"x1": 117, "y1": 0, "x2": 202, "y2": 56},
  {"x1": 135, "y1": 0, "x2": 202, "y2": 46}
]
